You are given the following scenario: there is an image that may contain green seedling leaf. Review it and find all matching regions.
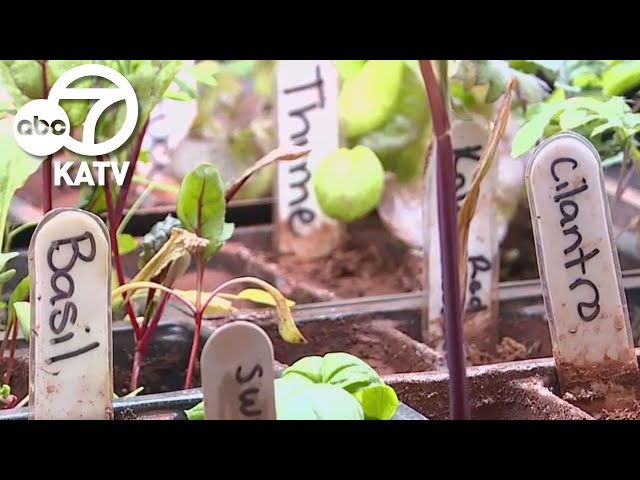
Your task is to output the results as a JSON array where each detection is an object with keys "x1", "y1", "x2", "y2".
[
  {"x1": 139, "y1": 214, "x2": 183, "y2": 268},
  {"x1": 353, "y1": 383, "x2": 399, "y2": 420},
  {"x1": 276, "y1": 382, "x2": 364, "y2": 420},
  {"x1": 163, "y1": 90, "x2": 192, "y2": 101},
  {"x1": 0, "y1": 118, "x2": 42, "y2": 252},
  {"x1": 117, "y1": 234, "x2": 138, "y2": 256},
  {"x1": 0, "y1": 384, "x2": 10, "y2": 399},
  {"x1": 177, "y1": 163, "x2": 226, "y2": 259},
  {"x1": 281, "y1": 352, "x2": 398, "y2": 420},
  {"x1": 13, "y1": 302, "x2": 30, "y2": 339},
  {"x1": 0, "y1": 252, "x2": 19, "y2": 281},
  {"x1": 184, "y1": 401, "x2": 204, "y2": 420},
  {"x1": 138, "y1": 151, "x2": 151, "y2": 164},
  {"x1": 602, "y1": 61, "x2": 640, "y2": 96},
  {"x1": 511, "y1": 103, "x2": 563, "y2": 157},
  {"x1": 6, "y1": 276, "x2": 29, "y2": 334},
  {"x1": 218, "y1": 288, "x2": 296, "y2": 308}
]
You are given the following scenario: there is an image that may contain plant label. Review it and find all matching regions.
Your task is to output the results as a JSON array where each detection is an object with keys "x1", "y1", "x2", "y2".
[
  {"x1": 526, "y1": 131, "x2": 640, "y2": 411},
  {"x1": 425, "y1": 119, "x2": 499, "y2": 348},
  {"x1": 201, "y1": 321, "x2": 276, "y2": 420},
  {"x1": 275, "y1": 60, "x2": 341, "y2": 259},
  {"x1": 28, "y1": 208, "x2": 113, "y2": 419}
]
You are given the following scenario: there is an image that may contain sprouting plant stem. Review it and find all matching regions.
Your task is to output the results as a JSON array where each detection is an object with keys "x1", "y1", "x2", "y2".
[
  {"x1": 40, "y1": 61, "x2": 52, "y2": 215},
  {"x1": 130, "y1": 290, "x2": 171, "y2": 391},
  {"x1": 103, "y1": 163, "x2": 140, "y2": 339},
  {"x1": 419, "y1": 59, "x2": 470, "y2": 421},
  {"x1": 184, "y1": 250, "x2": 205, "y2": 389}
]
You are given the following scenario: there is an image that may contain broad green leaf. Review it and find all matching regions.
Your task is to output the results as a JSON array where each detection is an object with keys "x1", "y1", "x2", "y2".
[
  {"x1": 0, "y1": 118, "x2": 43, "y2": 252},
  {"x1": 0, "y1": 384, "x2": 9, "y2": 399},
  {"x1": 511, "y1": 104, "x2": 563, "y2": 157},
  {"x1": 353, "y1": 383, "x2": 399, "y2": 420},
  {"x1": 177, "y1": 163, "x2": 226, "y2": 259},
  {"x1": 276, "y1": 383, "x2": 364, "y2": 420},
  {"x1": 13, "y1": 302, "x2": 30, "y2": 339},
  {"x1": 282, "y1": 356, "x2": 324, "y2": 383},
  {"x1": 174, "y1": 290, "x2": 236, "y2": 316},
  {"x1": 559, "y1": 109, "x2": 597, "y2": 130},
  {"x1": 218, "y1": 288, "x2": 295, "y2": 308},
  {"x1": 117, "y1": 234, "x2": 138, "y2": 256},
  {"x1": 219, "y1": 60, "x2": 256, "y2": 77},
  {"x1": 602, "y1": 61, "x2": 640, "y2": 96},
  {"x1": 47, "y1": 60, "x2": 94, "y2": 126}
]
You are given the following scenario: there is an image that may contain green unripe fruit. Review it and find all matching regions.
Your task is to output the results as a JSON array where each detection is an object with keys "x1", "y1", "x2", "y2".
[
  {"x1": 339, "y1": 60, "x2": 405, "y2": 138},
  {"x1": 314, "y1": 145, "x2": 385, "y2": 223}
]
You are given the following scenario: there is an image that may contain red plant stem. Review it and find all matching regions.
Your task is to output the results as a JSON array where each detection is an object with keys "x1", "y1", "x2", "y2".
[
  {"x1": 103, "y1": 165, "x2": 140, "y2": 339},
  {"x1": 418, "y1": 60, "x2": 470, "y2": 420},
  {"x1": 42, "y1": 157, "x2": 53, "y2": 214},
  {"x1": 114, "y1": 121, "x2": 148, "y2": 223},
  {"x1": 184, "y1": 251, "x2": 205, "y2": 390},
  {"x1": 3, "y1": 320, "x2": 18, "y2": 384},
  {"x1": 130, "y1": 290, "x2": 170, "y2": 391},
  {"x1": 41, "y1": 61, "x2": 52, "y2": 215}
]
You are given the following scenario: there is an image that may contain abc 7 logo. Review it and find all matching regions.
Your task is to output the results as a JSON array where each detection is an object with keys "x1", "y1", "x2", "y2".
[{"x1": 13, "y1": 64, "x2": 139, "y2": 157}]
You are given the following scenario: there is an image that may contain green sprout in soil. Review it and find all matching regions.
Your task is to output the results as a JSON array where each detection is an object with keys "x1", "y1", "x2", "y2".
[{"x1": 184, "y1": 352, "x2": 399, "y2": 420}]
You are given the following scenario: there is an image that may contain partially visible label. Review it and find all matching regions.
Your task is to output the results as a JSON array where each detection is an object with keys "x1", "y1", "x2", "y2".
[
  {"x1": 526, "y1": 131, "x2": 640, "y2": 408},
  {"x1": 275, "y1": 60, "x2": 340, "y2": 257},
  {"x1": 201, "y1": 321, "x2": 276, "y2": 420},
  {"x1": 29, "y1": 208, "x2": 113, "y2": 419},
  {"x1": 427, "y1": 120, "x2": 498, "y2": 332}
]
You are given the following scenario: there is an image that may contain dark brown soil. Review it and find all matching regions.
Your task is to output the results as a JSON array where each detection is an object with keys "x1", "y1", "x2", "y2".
[
  {"x1": 263, "y1": 319, "x2": 442, "y2": 376},
  {"x1": 266, "y1": 230, "x2": 423, "y2": 299},
  {"x1": 467, "y1": 336, "x2": 544, "y2": 366},
  {"x1": 596, "y1": 401, "x2": 640, "y2": 420}
]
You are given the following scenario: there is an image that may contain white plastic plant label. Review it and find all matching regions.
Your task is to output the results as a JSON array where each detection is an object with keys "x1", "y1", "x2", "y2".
[
  {"x1": 526, "y1": 131, "x2": 640, "y2": 410},
  {"x1": 275, "y1": 60, "x2": 341, "y2": 259},
  {"x1": 425, "y1": 119, "x2": 499, "y2": 346},
  {"x1": 201, "y1": 321, "x2": 276, "y2": 420},
  {"x1": 28, "y1": 208, "x2": 113, "y2": 419}
]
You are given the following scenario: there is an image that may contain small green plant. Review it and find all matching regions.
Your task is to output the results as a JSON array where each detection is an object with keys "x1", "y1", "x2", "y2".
[{"x1": 185, "y1": 352, "x2": 399, "y2": 420}]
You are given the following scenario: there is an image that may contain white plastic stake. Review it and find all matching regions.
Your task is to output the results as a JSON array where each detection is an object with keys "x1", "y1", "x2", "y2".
[
  {"x1": 201, "y1": 321, "x2": 276, "y2": 420},
  {"x1": 526, "y1": 131, "x2": 640, "y2": 411},
  {"x1": 275, "y1": 60, "x2": 341, "y2": 259},
  {"x1": 425, "y1": 119, "x2": 499, "y2": 346},
  {"x1": 29, "y1": 208, "x2": 113, "y2": 419}
]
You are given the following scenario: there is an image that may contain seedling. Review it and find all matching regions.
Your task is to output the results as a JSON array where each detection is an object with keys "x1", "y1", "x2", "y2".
[{"x1": 526, "y1": 131, "x2": 640, "y2": 413}]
